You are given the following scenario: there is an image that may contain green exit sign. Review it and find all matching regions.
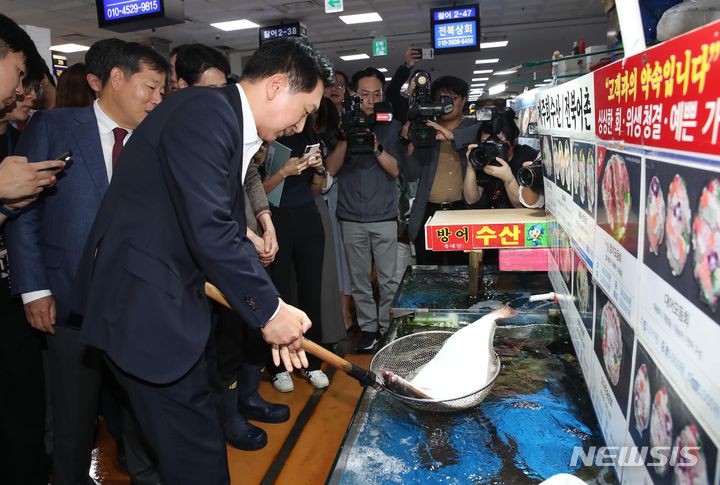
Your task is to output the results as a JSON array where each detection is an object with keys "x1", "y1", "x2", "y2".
[
  {"x1": 325, "y1": 0, "x2": 343, "y2": 13},
  {"x1": 372, "y1": 38, "x2": 388, "y2": 56}
]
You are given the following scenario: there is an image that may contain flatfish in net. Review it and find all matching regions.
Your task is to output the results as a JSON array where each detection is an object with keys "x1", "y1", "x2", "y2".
[{"x1": 407, "y1": 305, "x2": 516, "y2": 401}]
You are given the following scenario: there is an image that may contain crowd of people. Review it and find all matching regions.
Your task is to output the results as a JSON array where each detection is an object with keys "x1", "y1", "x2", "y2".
[{"x1": 0, "y1": 13, "x2": 543, "y2": 484}]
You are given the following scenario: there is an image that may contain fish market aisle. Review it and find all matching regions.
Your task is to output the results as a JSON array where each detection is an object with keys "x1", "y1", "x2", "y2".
[{"x1": 89, "y1": 353, "x2": 373, "y2": 484}]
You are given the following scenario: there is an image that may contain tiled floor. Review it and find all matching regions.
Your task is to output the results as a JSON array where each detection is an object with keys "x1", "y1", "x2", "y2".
[{"x1": 89, "y1": 353, "x2": 372, "y2": 484}]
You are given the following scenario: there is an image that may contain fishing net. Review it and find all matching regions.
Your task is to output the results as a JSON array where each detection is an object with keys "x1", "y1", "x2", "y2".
[{"x1": 370, "y1": 331, "x2": 501, "y2": 413}]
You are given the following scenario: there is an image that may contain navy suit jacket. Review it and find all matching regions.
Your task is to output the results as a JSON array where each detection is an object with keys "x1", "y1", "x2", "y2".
[
  {"x1": 5, "y1": 105, "x2": 108, "y2": 326},
  {"x1": 72, "y1": 85, "x2": 279, "y2": 384}
]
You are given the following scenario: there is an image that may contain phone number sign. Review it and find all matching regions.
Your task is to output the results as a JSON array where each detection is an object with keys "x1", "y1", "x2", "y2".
[
  {"x1": 594, "y1": 20, "x2": 720, "y2": 157},
  {"x1": 425, "y1": 222, "x2": 548, "y2": 251},
  {"x1": 433, "y1": 21, "x2": 477, "y2": 49},
  {"x1": 102, "y1": 0, "x2": 160, "y2": 21}
]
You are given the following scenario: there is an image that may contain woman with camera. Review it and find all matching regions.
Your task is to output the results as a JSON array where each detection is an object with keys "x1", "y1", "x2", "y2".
[{"x1": 463, "y1": 108, "x2": 538, "y2": 209}]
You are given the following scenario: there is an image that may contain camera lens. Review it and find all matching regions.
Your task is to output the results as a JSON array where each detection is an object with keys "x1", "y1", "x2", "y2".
[{"x1": 518, "y1": 167, "x2": 535, "y2": 187}]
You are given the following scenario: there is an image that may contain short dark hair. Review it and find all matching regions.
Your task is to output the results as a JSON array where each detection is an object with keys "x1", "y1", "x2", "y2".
[
  {"x1": 431, "y1": 75, "x2": 469, "y2": 99},
  {"x1": 85, "y1": 38, "x2": 125, "y2": 84},
  {"x1": 101, "y1": 42, "x2": 171, "y2": 88},
  {"x1": 350, "y1": 67, "x2": 385, "y2": 91},
  {"x1": 240, "y1": 37, "x2": 334, "y2": 93},
  {"x1": 0, "y1": 14, "x2": 45, "y2": 83},
  {"x1": 55, "y1": 63, "x2": 95, "y2": 108},
  {"x1": 333, "y1": 70, "x2": 349, "y2": 85},
  {"x1": 175, "y1": 44, "x2": 230, "y2": 86}
]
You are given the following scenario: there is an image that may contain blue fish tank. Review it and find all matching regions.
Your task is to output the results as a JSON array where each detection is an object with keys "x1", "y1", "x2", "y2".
[{"x1": 327, "y1": 265, "x2": 617, "y2": 484}]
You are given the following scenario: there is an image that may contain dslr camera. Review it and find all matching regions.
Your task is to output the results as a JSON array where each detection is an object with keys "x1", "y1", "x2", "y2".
[
  {"x1": 340, "y1": 90, "x2": 393, "y2": 154},
  {"x1": 517, "y1": 155, "x2": 544, "y2": 193},
  {"x1": 467, "y1": 106, "x2": 508, "y2": 172},
  {"x1": 406, "y1": 70, "x2": 454, "y2": 148}
]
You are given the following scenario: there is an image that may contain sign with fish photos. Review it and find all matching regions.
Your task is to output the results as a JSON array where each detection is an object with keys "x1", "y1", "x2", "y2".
[
  {"x1": 637, "y1": 155, "x2": 720, "y2": 442},
  {"x1": 621, "y1": 340, "x2": 719, "y2": 485},
  {"x1": 594, "y1": 19, "x2": 720, "y2": 158},
  {"x1": 571, "y1": 140, "x2": 597, "y2": 267},
  {"x1": 593, "y1": 146, "x2": 642, "y2": 324}
]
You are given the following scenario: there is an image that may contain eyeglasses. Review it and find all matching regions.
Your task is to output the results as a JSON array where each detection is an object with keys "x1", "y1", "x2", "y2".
[
  {"x1": 23, "y1": 81, "x2": 43, "y2": 99},
  {"x1": 332, "y1": 83, "x2": 346, "y2": 89}
]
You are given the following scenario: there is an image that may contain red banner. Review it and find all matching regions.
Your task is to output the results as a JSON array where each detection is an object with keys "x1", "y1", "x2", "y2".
[
  {"x1": 594, "y1": 20, "x2": 720, "y2": 156},
  {"x1": 425, "y1": 222, "x2": 548, "y2": 251}
]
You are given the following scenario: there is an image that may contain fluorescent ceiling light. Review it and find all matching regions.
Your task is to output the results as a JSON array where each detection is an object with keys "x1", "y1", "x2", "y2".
[
  {"x1": 378, "y1": 68, "x2": 388, "y2": 72},
  {"x1": 339, "y1": 12, "x2": 382, "y2": 24},
  {"x1": 340, "y1": 53, "x2": 370, "y2": 61},
  {"x1": 50, "y1": 43, "x2": 89, "y2": 53},
  {"x1": 475, "y1": 58, "x2": 500, "y2": 64},
  {"x1": 471, "y1": 77, "x2": 489, "y2": 82},
  {"x1": 488, "y1": 82, "x2": 506, "y2": 95},
  {"x1": 470, "y1": 83, "x2": 486, "y2": 87},
  {"x1": 211, "y1": 19, "x2": 259, "y2": 31},
  {"x1": 473, "y1": 69, "x2": 493, "y2": 74},
  {"x1": 494, "y1": 69, "x2": 517, "y2": 76},
  {"x1": 385, "y1": 77, "x2": 392, "y2": 81},
  {"x1": 480, "y1": 40, "x2": 508, "y2": 49},
  {"x1": 543, "y1": 78, "x2": 552, "y2": 82}
]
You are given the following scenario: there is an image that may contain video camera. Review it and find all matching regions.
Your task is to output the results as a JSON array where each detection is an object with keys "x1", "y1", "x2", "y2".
[
  {"x1": 517, "y1": 154, "x2": 544, "y2": 193},
  {"x1": 406, "y1": 70, "x2": 454, "y2": 148},
  {"x1": 340, "y1": 90, "x2": 393, "y2": 154},
  {"x1": 468, "y1": 106, "x2": 508, "y2": 172}
]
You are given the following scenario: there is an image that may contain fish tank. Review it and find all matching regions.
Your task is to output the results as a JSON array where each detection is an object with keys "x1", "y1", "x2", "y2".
[{"x1": 327, "y1": 266, "x2": 617, "y2": 484}]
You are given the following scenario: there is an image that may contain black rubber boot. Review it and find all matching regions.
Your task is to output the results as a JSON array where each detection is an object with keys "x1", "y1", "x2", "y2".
[
  {"x1": 222, "y1": 383, "x2": 267, "y2": 451},
  {"x1": 236, "y1": 363, "x2": 290, "y2": 423}
]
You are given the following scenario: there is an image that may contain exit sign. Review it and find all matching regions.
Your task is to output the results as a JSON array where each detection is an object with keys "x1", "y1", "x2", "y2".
[
  {"x1": 325, "y1": 0, "x2": 343, "y2": 13},
  {"x1": 372, "y1": 38, "x2": 388, "y2": 56}
]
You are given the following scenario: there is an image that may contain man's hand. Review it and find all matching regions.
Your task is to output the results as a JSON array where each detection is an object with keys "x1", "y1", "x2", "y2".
[
  {"x1": 3, "y1": 194, "x2": 38, "y2": 210},
  {"x1": 426, "y1": 120, "x2": 454, "y2": 141},
  {"x1": 0, "y1": 156, "x2": 64, "y2": 201},
  {"x1": 405, "y1": 47, "x2": 421, "y2": 68},
  {"x1": 24, "y1": 295, "x2": 56, "y2": 334},
  {"x1": 261, "y1": 299, "x2": 312, "y2": 371}
]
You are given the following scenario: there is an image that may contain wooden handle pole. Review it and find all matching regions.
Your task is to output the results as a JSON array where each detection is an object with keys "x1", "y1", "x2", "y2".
[{"x1": 204, "y1": 282, "x2": 354, "y2": 374}]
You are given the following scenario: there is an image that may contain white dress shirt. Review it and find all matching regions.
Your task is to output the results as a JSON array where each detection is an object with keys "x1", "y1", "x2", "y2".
[
  {"x1": 22, "y1": 101, "x2": 131, "y2": 305},
  {"x1": 235, "y1": 84, "x2": 281, "y2": 322},
  {"x1": 236, "y1": 84, "x2": 263, "y2": 184}
]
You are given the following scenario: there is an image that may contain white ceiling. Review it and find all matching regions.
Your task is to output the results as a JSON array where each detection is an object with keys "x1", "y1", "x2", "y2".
[{"x1": 1, "y1": 0, "x2": 609, "y2": 95}]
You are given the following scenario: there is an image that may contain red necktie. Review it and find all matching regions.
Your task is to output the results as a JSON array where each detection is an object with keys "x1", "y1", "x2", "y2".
[{"x1": 112, "y1": 127, "x2": 128, "y2": 170}]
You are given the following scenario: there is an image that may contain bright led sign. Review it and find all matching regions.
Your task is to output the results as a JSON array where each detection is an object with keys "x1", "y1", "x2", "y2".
[
  {"x1": 430, "y1": 4, "x2": 480, "y2": 55},
  {"x1": 96, "y1": 0, "x2": 185, "y2": 32}
]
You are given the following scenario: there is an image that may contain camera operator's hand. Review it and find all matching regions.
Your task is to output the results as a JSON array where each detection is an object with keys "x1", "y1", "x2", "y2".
[
  {"x1": 425, "y1": 120, "x2": 454, "y2": 142},
  {"x1": 405, "y1": 47, "x2": 422, "y2": 68},
  {"x1": 483, "y1": 157, "x2": 514, "y2": 184}
]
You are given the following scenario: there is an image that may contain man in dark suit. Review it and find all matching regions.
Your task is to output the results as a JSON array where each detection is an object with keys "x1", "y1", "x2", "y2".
[
  {"x1": 72, "y1": 37, "x2": 334, "y2": 483},
  {"x1": 5, "y1": 41, "x2": 169, "y2": 485}
]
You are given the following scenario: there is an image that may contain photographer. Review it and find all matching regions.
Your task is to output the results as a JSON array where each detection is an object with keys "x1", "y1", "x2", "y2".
[
  {"x1": 463, "y1": 108, "x2": 538, "y2": 209},
  {"x1": 405, "y1": 75, "x2": 479, "y2": 265},
  {"x1": 326, "y1": 67, "x2": 403, "y2": 352}
]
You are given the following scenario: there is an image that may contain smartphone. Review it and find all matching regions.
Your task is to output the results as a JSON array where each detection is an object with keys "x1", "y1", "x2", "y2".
[
  {"x1": 421, "y1": 48, "x2": 434, "y2": 60},
  {"x1": 304, "y1": 143, "x2": 320, "y2": 155},
  {"x1": 40, "y1": 149, "x2": 73, "y2": 173}
]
